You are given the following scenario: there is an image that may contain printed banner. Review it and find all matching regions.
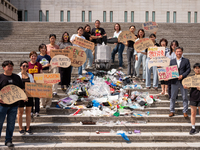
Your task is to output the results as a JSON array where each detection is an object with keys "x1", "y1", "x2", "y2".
[
  {"x1": 34, "y1": 73, "x2": 60, "y2": 84},
  {"x1": 148, "y1": 47, "x2": 165, "y2": 58},
  {"x1": 142, "y1": 21, "x2": 158, "y2": 33},
  {"x1": 50, "y1": 55, "x2": 71, "y2": 69},
  {"x1": 182, "y1": 75, "x2": 200, "y2": 87},
  {"x1": 157, "y1": 65, "x2": 179, "y2": 81},
  {"x1": 148, "y1": 56, "x2": 170, "y2": 69},
  {"x1": 74, "y1": 36, "x2": 95, "y2": 51},
  {"x1": 25, "y1": 82, "x2": 52, "y2": 98},
  {"x1": 0, "y1": 85, "x2": 27, "y2": 104},
  {"x1": 118, "y1": 31, "x2": 137, "y2": 44},
  {"x1": 134, "y1": 38, "x2": 154, "y2": 52}
]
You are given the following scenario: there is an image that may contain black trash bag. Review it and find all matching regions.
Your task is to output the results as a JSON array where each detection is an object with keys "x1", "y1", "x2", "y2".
[
  {"x1": 86, "y1": 101, "x2": 93, "y2": 108},
  {"x1": 138, "y1": 101, "x2": 147, "y2": 106},
  {"x1": 122, "y1": 77, "x2": 133, "y2": 85}
]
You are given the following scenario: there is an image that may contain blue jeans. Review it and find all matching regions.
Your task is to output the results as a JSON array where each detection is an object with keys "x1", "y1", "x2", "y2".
[
  {"x1": 146, "y1": 57, "x2": 158, "y2": 87},
  {"x1": 78, "y1": 66, "x2": 82, "y2": 75},
  {"x1": 0, "y1": 106, "x2": 18, "y2": 143},
  {"x1": 82, "y1": 49, "x2": 93, "y2": 70},
  {"x1": 135, "y1": 53, "x2": 146, "y2": 79},
  {"x1": 111, "y1": 43, "x2": 125, "y2": 67}
]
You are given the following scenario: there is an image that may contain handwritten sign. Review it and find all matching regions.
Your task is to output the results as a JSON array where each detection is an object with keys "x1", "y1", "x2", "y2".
[
  {"x1": 50, "y1": 46, "x2": 87, "y2": 67},
  {"x1": 118, "y1": 31, "x2": 137, "y2": 44},
  {"x1": 134, "y1": 38, "x2": 154, "y2": 52},
  {"x1": 148, "y1": 47, "x2": 165, "y2": 58},
  {"x1": 50, "y1": 55, "x2": 71, "y2": 69},
  {"x1": 148, "y1": 56, "x2": 170, "y2": 69},
  {"x1": 142, "y1": 21, "x2": 158, "y2": 33},
  {"x1": 34, "y1": 73, "x2": 60, "y2": 84},
  {"x1": 182, "y1": 75, "x2": 200, "y2": 87},
  {"x1": 157, "y1": 65, "x2": 179, "y2": 81},
  {"x1": 74, "y1": 36, "x2": 95, "y2": 51},
  {"x1": 0, "y1": 85, "x2": 27, "y2": 104},
  {"x1": 25, "y1": 82, "x2": 52, "y2": 98}
]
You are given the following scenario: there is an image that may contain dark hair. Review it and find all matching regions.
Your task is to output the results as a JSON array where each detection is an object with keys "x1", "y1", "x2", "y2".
[
  {"x1": 2, "y1": 60, "x2": 14, "y2": 67},
  {"x1": 137, "y1": 29, "x2": 145, "y2": 38},
  {"x1": 170, "y1": 40, "x2": 179, "y2": 55},
  {"x1": 77, "y1": 27, "x2": 84, "y2": 31},
  {"x1": 159, "y1": 38, "x2": 168, "y2": 47},
  {"x1": 20, "y1": 61, "x2": 28, "y2": 67},
  {"x1": 129, "y1": 25, "x2": 136, "y2": 29},
  {"x1": 49, "y1": 34, "x2": 56, "y2": 39},
  {"x1": 193, "y1": 63, "x2": 200, "y2": 69},
  {"x1": 29, "y1": 51, "x2": 38, "y2": 58},
  {"x1": 149, "y1": 33, "x2": 156, "y2": 38},
  {"x1": 60, "y1": 32, "x2": 70, "y2": 43},
  {"x1": 38, "y1": 43, "x2": 47, "y2": 52},
  {"x1": 84, "y1": 24, "x2": 91, "y2": 33},
  {"x1": 95, "y1": 20, "x2": 100, "y2": 23},
  {"x1": 114, "y1": 23, "x2": 121, "y2": 31},
  {"x1": 175, "y1": 46, "x2": 183, "y2": 52}
]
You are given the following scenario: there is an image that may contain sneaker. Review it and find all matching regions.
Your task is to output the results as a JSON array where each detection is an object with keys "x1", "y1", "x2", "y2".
[
  {"x1": 31, "y1": 113, "x2": 34, "y2": 118},
  {"x1": 189, "y1": 128, "x2": 199, "y2": 135},
  {"x1": 26, "y1": 129, "x2": 33, "y2": 135},
  {"x1": 82, "y1": 70, "x2": 87, "y2": 74},
  {"x1": 35, "y1": 112, "x2": 40, "y2": 117},
  {"x1": 46, "y1": 105, "x2": 50, "y2": 109},
  {"x1": 5, "y1": 141, "x2": 14, "y2": 147},
  {"x1": 87, "y1": 66, "x2": 93, "y2": 69},
  {"x1": 118, "y1": 67, "x2": 123, "y2": 70},
  {"x1": 19, "y1": 130, "x2": 25, "y2": 135},
  {"x1": 53, "y1": 93, "x2": 58, "y2": 97}
]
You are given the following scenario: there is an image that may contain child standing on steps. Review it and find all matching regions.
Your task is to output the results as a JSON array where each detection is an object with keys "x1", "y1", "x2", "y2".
[{"x1": 183, "y1": 63, "x2": 200, "y2": 135}]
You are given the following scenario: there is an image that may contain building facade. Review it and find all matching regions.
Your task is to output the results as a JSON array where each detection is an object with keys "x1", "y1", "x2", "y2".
[{"x1": 10, "y1": 0, "x2": 199, "y2": 23}]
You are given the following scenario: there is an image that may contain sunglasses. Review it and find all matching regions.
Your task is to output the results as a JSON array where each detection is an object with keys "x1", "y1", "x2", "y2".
[
  {"x1": 64, "y1": 35, "x2": 69, "y2": 38},
  {"x1": 22, "y1": 65, "x2": 29, "y2": 68}
]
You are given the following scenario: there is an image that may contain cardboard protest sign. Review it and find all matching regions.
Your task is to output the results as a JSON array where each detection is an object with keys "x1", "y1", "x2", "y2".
[
  {"x1": 0, "y1": 85, "x2": 27, "y2": 104},
  {"x1": 148, "y1": 56, "x2": 170, "y2": 69},
  {"x1": 118, "y1": 31, "x2": 137, "y2": 44},
  {"x1": 134, "y1": 38, "x2": 154, "y2": 52},
  {"x1": 34, "y1": 73, "x2": 60, "y2": 84},
  {"x1": 50, "y1": 55, "x2": 71, "y2": 69},
  {"x1": 148, "y1": 47, "x2": 165, "y2": 58},
  {"x1": 142, "y1": 21, "x2": 158, "y2": 33},
  {"x1": 182, "y1": 75, "x2": 200, "y2": 87},
  {"x1": 74, "y1": 36, "x2": 95, "y2": 51},
  {"x1": 25, "y1": 82, "x2": 52, "y2": 98},
  {"x1": 157, "y1": 65, "x2": 179, "y2": 81},
  {"x1": 50, "y1": 49, "x2": 73, "y2": 58}
]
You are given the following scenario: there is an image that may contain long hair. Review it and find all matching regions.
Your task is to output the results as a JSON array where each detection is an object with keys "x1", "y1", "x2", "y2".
[
  {"x1": 170, "y1": 40, "x2": 179, "y2": 55},
  {"x1": 137, "y1": 29, "x2": 145, "y2": 38},
  {"x1": 60, "y1": 32, "x2": 70, "y2": 43}
]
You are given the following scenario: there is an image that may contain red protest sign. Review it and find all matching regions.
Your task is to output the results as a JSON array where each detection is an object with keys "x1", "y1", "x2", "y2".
[
  {"x1": 157, "y1": 65, "x2": 179, "y2": 81},
  {"x1": 148, "y1": 47, "x2": 165, "y2": 58}
]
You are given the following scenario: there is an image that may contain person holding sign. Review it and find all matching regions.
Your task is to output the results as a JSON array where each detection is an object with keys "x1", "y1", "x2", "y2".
[
  {"x1": 57, "y1": 32, "x2": 72, "y2": 91},
  {"x1": 0, "y1": 61, "x2": 24, "y2": 147},
  {"x1": 134, "y1": 29, "x2": 146, "y2": 82},
  {"x1": 183, "y1": 63, "x2": 200, "y2": 135},
  {"x1": 168, "y1": 47, "x2": 191, "y2": 117},
  {"x1": 17, "y1": 61, "x2": 34, "y2": 135},
  {"x1": 111, "y1": 23, "x2": 125, "y2": 70}
]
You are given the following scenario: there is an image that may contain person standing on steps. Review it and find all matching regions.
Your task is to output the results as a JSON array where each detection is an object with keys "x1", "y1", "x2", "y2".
[
  {"x1": 57, "y1": 32, "x2": 72, "y2": 91},
  {"x1": 17, "y1": 61, "x2": 34, "y2": 135},
  {"x1": 46, "y1": 34, "x2": 59, "y2": 97},
  {"x1": 183, "y1": 63, "x2": 200, "y2": 135},
  {"x1": 0, "y1": 60, "x2": 24, "y2": 148},
  {"x1": 111, "y1": 23, "x2": 125, "y2": 70},
  {"x1": 168, "y1": 47, "x2": 191, "y2": 118}
]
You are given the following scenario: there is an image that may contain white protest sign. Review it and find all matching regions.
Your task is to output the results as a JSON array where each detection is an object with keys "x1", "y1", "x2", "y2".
[
  {"x1": 50, "y1": 55, "x2": 71, "y2": 69},
  {"x1": 148, "y1": 56, "x2": 170, "y2": 69}
]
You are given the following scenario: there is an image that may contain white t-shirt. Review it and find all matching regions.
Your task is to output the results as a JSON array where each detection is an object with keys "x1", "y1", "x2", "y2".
[
  {"x1": 113, "y1": 31, "x2": 122, "y2": 38},
  {"x1": 70, "y1": 34, "x2": 87, "y2": 51}
]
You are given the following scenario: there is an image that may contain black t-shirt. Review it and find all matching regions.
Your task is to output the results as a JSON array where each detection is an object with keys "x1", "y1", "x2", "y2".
[
  {"x1": 82, "y1": 32, "x2": 91, "y2": 41},
  {"x1": 91, "y1": 27, "x2": 106, "y2": 44},
  {"x1": 127, "y1": 35, "x2": 137, "y2": 48},
  {"x1": 0, "y1": 73, "x2": 24, "y2": 107},
  {"x1": 146, "y1": 42, "x2": 160, "y2": 53}
]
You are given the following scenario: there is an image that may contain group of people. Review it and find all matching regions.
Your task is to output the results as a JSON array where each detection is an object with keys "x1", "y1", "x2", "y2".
[{"x1": 0, "y1": 20, "x2": 200, "y2": 148}]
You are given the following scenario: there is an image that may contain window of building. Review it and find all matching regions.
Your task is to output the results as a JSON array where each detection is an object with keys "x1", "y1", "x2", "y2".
[
  {"x1": 103, "y1": 11, "x2": 106, "y2": 22},
  {"x1": 188, "y1": 11, "x2": 191, "y2": 23},
  {"x1": 24, "y1": 10, "x2": 28, "y2": 21},
  {"x1": 18, "y1": 10, "x2": 22, "y2": 21},
  {"x1": 88, "y1": 11, "x2": 92, "y2": 22},
  {"x1": 67, "y1": 11, "x2": 70, "y2": 22},
  {"x1": 173, "y1": 11, "x2": 176, "y2": 23},
  {"x1": 46, "y1": 10, "x2": 49, "y2": 22},
  {"x1": 152, "y1": 11, "x2": 155, "y2": 21},
  {"x1": 194, "y1": 11, "x2": 197, "y2": 23},
  {"x1": 131, "y1": 11, "x2": 134, "y2": 22},
  {"x1": 167, "y1": 11, "x2": 170, "y2": 23},
  {"x1": 60, "y1": 10, "x2": 64, "y2": 22},
  {"x1": 1, "y1": 0, "x2": 3, "y2": 4},
  {"x1": 39, "y1": 10, "x2": 42, "y2": 21},
  {"x1": 145, "y1": 11, "x2": 149, "y2": 22},
  {"x1": 110, "y1": 11, "x2": 113, "y2": 22},
  {"x1": 82, "y1": 11, "x2": 85, "y2": 22},
  {"x1": 124, "y1": 11, "x2": 127, "y2": 22}
]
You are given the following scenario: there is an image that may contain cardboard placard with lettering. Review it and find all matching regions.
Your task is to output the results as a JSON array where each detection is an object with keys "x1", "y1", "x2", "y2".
[
  {"x1": 148, "y1": 47, "x2": 165, "y2": 58},
  {"x1": 148, "y1": 56, "x2": 170, "y2": 69},
  {"x1": 50, "y1": 55, "x2": 71, "y2": 69},
  {"x1": 182, "y1": 75, "x2": 200, "y2": 87},
  {"x1": 118, "y1": 31, "x2": 137, "y2": 44},
  {"x1": 157, "y1": 65, "x2": 179, "y2": 81},
  {"x1": 34, "y1": 73, "x2": 60, "y2": 84},
  {"x1": 74, "y1": 36, "x2": 95, "y2": 51},
  {"x1": 134, "y1": 38, "x2": 154, "y2": 52},
  {"x1": 50, "y1": 49, "x2": 73, "y2": 58},
  {"x1": 25, "y1": 82, "x2": 52, "y2": 98},
  {"x1": 0, "y1": 85, "x2": 27, "y2": 104},
  {"x1": 142, "y1": 21, "x2": 158, "y2": 33}
]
